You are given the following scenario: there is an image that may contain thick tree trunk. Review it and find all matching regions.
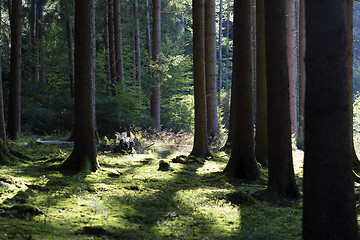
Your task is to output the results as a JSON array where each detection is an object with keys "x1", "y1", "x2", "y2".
[
  {"x1": 62, "y1": 0, "x2": 99, "y2": 172},
  {"x1": 66, "y1": 15, "x2": 74, "y2": 98},
  {"x1": 190, "y1": 0, "x2": 210, "y2": 158},
  {"x1": 7, "y1": 0, "x2": 22, "y2": 140},
  {"x1": 205, "y1": 0, "x2": 220, "y2": 140},
  {"x1": 265, "y1": 0, "x2": 299, "y2": 198},
  {"x1": 255, "y1": 0, "x2": 268, "y2": 165},
  {"x1": 303, "y1": 0, "x2": 358, "y2": 238},
  {"x1": 107, "y1": 0, "x2": 116, "y2": 96},
  {"x1": 113, "y1": 0, "x2": 124, "y2": 87},
  {"x1": 151, "y1": 0, "x2": 161, "y2": 131},
  {"x1": 223, "y1": 0, "x2": 261, "y2": 180},
  {"x1": 297, "y1": 0, "x2": 305, "y2": 149}
]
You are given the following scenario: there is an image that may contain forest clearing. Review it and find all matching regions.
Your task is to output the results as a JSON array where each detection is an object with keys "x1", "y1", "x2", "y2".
[{"x1": 0, "y1": 132, "x2": 304, "y2": 240}]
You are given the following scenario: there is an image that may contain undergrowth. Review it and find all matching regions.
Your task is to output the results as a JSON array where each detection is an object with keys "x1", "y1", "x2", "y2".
[{"x1": 0, "y1": 133, "x2": 305, "y2": 239}]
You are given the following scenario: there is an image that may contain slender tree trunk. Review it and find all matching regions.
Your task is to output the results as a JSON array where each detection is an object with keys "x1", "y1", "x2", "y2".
[
  {"x1": 255, "y1": 0, "x2": 268, "y2": 165},
  {"x1": 151, "y1": 0, "x2": 161, "y2": 131},
  {"x1": 286, "y1": 0, "x2": 298, "y2": 135},
  {"x1": 133, "y1": 0, "x2": 141, "y2": 90},
  {"x1": 0, "y1": 0, "x2": 6, "y2": 141},
  {"x1": 223, "y1": 0, "x2": 261, "y2": 180},
  {"x1": 7, "y1": 0, "x2": 22, "y2": 140},
  {"x1": 190, "y1": 0, "x2": 210, "y2": 158},
  {"x1": 265, "y1": 0, "x2": 299, "y2": 198},
  {"x1": 297, "y1": 0, "x2": 305, "y2": 149},
  {"x1": 145, "y1": 0, "x2": 152, "y2": 58},
  {"x1": 346, "y1": 0, "x2": 360, "y2": 169},
  {"x1": 303, "y1": 0, "x2": 358, "y2": 238},
  {"x1": 62, "y1": 0, "x2": 99, "y2": 172},
  {"x1": 30, "y1": 0, "x2": 38, "y2": 82},
  {"x1": 205, "y1": 0, "x2": 220, "y2": 140},
  {"x1": 66, "y1": 15, "x2": 74, "y2": 98},
  {"x1": 36, "y1": 0, "x2": 45, "y2": 84},
  {"x1": 218, "y1": 0, "x2": 223, "y2": 92},
  {"x1": 113, "y1": 0, "x2": 124, "y2": 87},
  {"x1": 107, "y1": 0, "x2": 116, "y2": 96}
]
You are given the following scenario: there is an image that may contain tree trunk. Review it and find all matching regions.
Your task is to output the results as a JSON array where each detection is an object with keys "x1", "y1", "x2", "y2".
[
  {"x1": 265, "y1": 0, "x2": 299, "y2": 198},
  {"x1": 223, "y1": 0, "x2": 261, "y2": 180},
  {"x1": 255, "y1": 0, "x2": 268, "y2": 166},
  {"x1": 7, "y1": 0, "x2": 22, "y2": 140},
  {"x1": 190, "y1": 0, "x2": 210, "y2": 158},
  {"x1": 145, "y1": 0, "x2": 152, "y2": 58},
  {"x1": 297, "y1": 0, "x2": 305, "y2": 149},
  {"x1": 66, "y1": 15, "x2": 74, "y2": 98},
  {"x1": 346, "y1": 0, "x2": 360, "y2": 170},
  {"x1": 107, "y1": 0, "x2": 116, "y2": 96},
  {"x1": 302, "y1": 0, "x2": 358, "y2": 238},
  {"x1": 113, "y1": 0, "x2": 124, "y2": 88},
  {"x1": 62, "y1": 0, "x2": 99, "y2": 173},
  {"x1": 30, "y1": 0, "x2": 38, "y2": 82},
  {"x1": 151, "y1": 0, "x2": 161, "y2": 131},
  {"x1": 36, "y1": 0, "x2": 45, "y2": 84},
  {"x1": 286, "y1": 0, "x2": 298, "y2": 135},
  {"x1": 133, "y1": 0, "x2": 141, "y2": 90},
  {"x1": 205, "y1": 0, "x2": 220, "y2": 140},
  {"x1": 218, "y1": 0, "x2": 223, "y2": 92},
  {"x1": 0, "y1": 0, "x2": 6, "y2": 141}
]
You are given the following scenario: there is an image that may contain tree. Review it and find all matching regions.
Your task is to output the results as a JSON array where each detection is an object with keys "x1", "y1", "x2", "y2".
[
  {"x1": 286, "y1": 0, "x2": 298, "y2": 135},
  {"x1": 36, "y1": 0, "x2": 45, "y2": 83},
  {"x1": 223, "y1": 0, "x2": 261, "y2": 180},
  {"x1": 133, "y1": 0, "x2": 141, "y2": 90},
  {"x1": 107, "y1": 0, "x2": 116, "y2": 96},
  {"x1": 255, "y1": 0, "x2": 268, "y2": 165},
  {"x1": 65, "y1": 13, "x2": 74, "y2": 97},
  {"x1": 113, "y1": 0, "x2": 124, "y2": 87},
  {"x1": 205, "y1": 0, "x2": 220, "y2": 140},
  {"x1": 151, "y1": 0, "x2": 161, "y2": 131},
  {"x1": 297, "y1": 0, "x2": 305, "y2": 149},
  {"x1": 30, "y1": 0, "x2": 39, "y2": 82},
  {"x1": 62, "y1": 0, "x2": 99, "y2": 172},
  {"x1": 190, "y1": 0, "x2": 210, "y2": 158},
  {"x1": 302, "y1": 0, "x2": 358, "y2": 238},
  {"x1": 265, "y1": 0, "x2": 299, "y2": 198},
  {"x1": 7, "y1": 0, "x2": 22, "y2": 140},
  {"x1": 218, "y1": 0, "x2": 223, "y2": 91}
]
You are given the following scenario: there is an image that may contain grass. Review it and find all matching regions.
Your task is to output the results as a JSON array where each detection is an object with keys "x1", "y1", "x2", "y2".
[{"x1": 0, "y1": 133, "x2": 306, "y2": 239}]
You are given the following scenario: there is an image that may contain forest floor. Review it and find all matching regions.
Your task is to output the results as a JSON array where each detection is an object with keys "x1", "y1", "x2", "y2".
[{"x1": 0, "y1": 132, "x2": 330, "y2": 239}]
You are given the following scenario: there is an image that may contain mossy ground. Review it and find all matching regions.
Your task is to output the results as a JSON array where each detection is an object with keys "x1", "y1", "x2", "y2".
[{"x1": 0, "y1": 133, "x2": 323, "y2": 239}]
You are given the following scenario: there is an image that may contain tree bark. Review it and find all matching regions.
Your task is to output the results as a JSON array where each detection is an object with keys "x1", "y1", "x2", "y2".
[
  {"x1": 223, "y1": 0, "x2": 261, "y2": 180},
  {"x1": 62, "y1": 0, "x2": 99, "y2": 172},
  {"x1": 302, "y1": 0, "x2": 358, "y2": 238},
  {"x1": 30, "y1": 0, "x2": 38, "y2": 82},
  {"x1": 151, "y1": 0, "x2": 161, "y2": 131},
  {"x1": 286, "y1": 0, "x2": 298, "y2": 135},
  {"x1": 297, "y1": 0, "x2": 305, "y2": 149},
  {"x1": 190, "y1": 0, "x2": 210, "y2": 158},
  {"x1": 66, "y1": 15, "x2": 74, "y2": 98},
  {"x1": 133, "y1": 0, "x2": 141, "y2": 90},
  {"x1": 107, "y1": 0, "x2": 116, "y2": 96},
  {"x1": 205, "y1": 0, "x2": 220, "y2": 140},
  {"x1": 7, "y1": 0, "x2": 22, "y2": 140},
  {"x1": 113, "y1": 0, "x2": 124, "y2": 87},
  {"x1": 145, "y1": 0, "x2": 152, "y2": 58},
  {"x1": 265, "y1": 0, "x2": 299, "y2": 198},
  {"x1": 36, "y1": 0, "x2": 45, "y2": 84},
  {"x1": 218, "y1": 0, "x2": 223, "y2": 92},
  {"x1": 255, "y1": 0, "x2": 268, "y2": 165}
]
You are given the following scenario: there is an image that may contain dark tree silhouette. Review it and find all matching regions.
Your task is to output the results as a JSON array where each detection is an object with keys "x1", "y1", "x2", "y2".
[{"x1": 302, "y1": 0, "x2": 358, "y2": 238}]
